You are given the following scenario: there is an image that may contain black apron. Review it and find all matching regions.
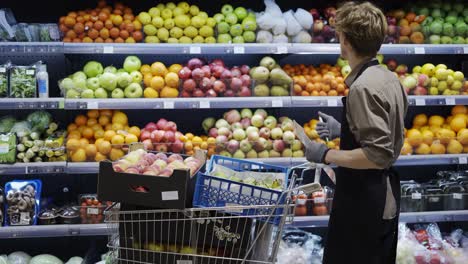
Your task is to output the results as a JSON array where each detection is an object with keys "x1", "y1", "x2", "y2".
[{"x1": 323, "y1": 60, "x2": 401, "y2": 264}]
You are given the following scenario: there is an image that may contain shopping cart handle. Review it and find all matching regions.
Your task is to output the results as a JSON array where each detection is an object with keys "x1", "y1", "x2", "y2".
[{"x1": 290, "y1": 182, "x2": 322, "y2": 195}]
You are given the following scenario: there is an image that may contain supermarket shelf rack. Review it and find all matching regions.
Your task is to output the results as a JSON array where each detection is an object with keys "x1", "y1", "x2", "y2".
[{"x1": 0, "y1": 224, "x2": 108, "y2": 239}]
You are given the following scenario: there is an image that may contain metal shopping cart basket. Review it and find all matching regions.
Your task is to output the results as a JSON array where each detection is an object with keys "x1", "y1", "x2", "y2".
[{"x1": 104, "y1": 162, "x2": 321, "y2": 264}]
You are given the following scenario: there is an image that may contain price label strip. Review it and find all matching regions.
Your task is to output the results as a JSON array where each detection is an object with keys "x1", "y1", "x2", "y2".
[
  {"x1": 414, "y1": 47, "x2": 425, "y2": 54},
  {"x1": 199, "y1": 100, "x2": 210, "y2": 109},
  {"x1": 103, "y1": 46, "x2": 114, "y2": 54},
  {"x1": 190, "y1": 46, "x2": 201, "y2": 54},
  {"x1": 272, "y1": 99, "x2": 283, "y2": 108},
  {"x1": 415, "y1": 98, "x2": 425, "y2": 106},
  {"x1": 164, "y1": 101, "x2": 175, "y2": 109},
  {"x1": 87, "y1": 102, "x2": 99, "y2": 109},
  {"x1": 445, "y1": 98, "x2": 456, "y2": 105},
  {"x1": 458, "y1": 156, "x2": 467, "y2": 164},
  {"x1": 233, "y1": 46, "x2": 245, "y2": 54}
]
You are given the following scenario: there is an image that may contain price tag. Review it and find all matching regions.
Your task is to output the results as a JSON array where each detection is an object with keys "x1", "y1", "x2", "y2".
[
  {"x1": 327, "y1": 99, "x2": 338, "y2": 107},
  {"x1": 103, "y1": 46, "x2": 114, "y2": 54},
  {"x1": 415, "y1": 98, "x2": 426, "y2": 106},
  {"x1": 414, "y1": 47, "x2": 425, "y2": 54},
  {"x1": 458, "y1": 156, "x2": 467, "y2": 164},
  {"x1": 87, "y1": 207, "x2": 99, "y2": 215},
  {"x1": 199, "y1": 100, "x2": 210, "y2": 109},
  {"x1": 0, "y1": 67, "x2": 5, "y2": 73},
  {"x1": 190, "y1": 46, "x2": 201, "y2": 54},
  {"x1": 277, "y1": 46, "x2": 288, "y2": 54},
  {"x1": 453, "y1": 193, "x2": 463, "y2": 200},
  {"x1": 272, "y1": 99, "x2": 283, "y2": 107},
  {"x1": 87, "y1": 102, "x2": 99, "y2": 109},
  {"x1": 26, "y1": 70, "x2": 35, "y2": 75},
  {"x1": 233, "y1": 46, "x2": 245, "y2": 54},
  {"x1": 164, "y1": 101, "x2": 174, "y2": 109},
  {"x1": 411, "y1": 193, "x2": 422, "y2": 200},
  {"x1": 445, "y1": 98, "x2": 456, "y2": 105},
  {"x1": 161, "y1": 191, "x2": 179, "y2": 201}
]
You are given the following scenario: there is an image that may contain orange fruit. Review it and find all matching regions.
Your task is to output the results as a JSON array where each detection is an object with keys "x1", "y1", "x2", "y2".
[
  {"x1": 447, "y1": 139, "x2": 463, "y2": 154},
  {"x1": 160, "y1": 87, "x2": 179, "y2": 98},
  {"x1": 87, "y1": 118, "x2": 98, "y2": 127},
  {"x1": 128, "y1": 126, "x2": 141, "y2": 137},
  {"x1": 87, "y1": 110, "x2": 100, "y2": 119},
  {"x1": 185, "y1": 133, "x2": 194, "y2": 140},
  {"x1": 66, "y1": 138, "x2": 80, "y2": 151},
  {"x1": 407, "y1": 129, "x2": 423, "y2": 147},
  {"x1": 94, "y1": 129, "x2": 105, "y2": 140},
  {"x1": 112, "y1": 123, "x2": 124, "y2": 131},
  {"x1": 97, "y1": 140, "x2": 112, "y2": 155},
  {"x1": 79, "y1": 138, "x2": 89, "y2": 149},
  {"x1": 67, "y1": 123, "x2": 78, "y2": 133},
  {"x1": 98, "y1": 115, "x2": 110, "y2": 126},
  {"x1": 75, "y1": 115, "x2": 88, "y2": 126},
  {"x1": 165, "y1": 72, "x2": 179, "y2": 88},
  {"x1": 144, "y1": 87, "x2": 159, "y2": 98},
  {"x1": 413, "y1": 114, "x2": 428, "y2": 127},
  {"x1": 452, "y1": 105, "x2": 467, "y2": 116},
  {"x1": 110, "y1": 148, "x2": 125, "y2": 161},
  {"x1": 428, "y1": 115, "x2": 445, "y2": 126},
  {"x1": 100, "y1": 109, "x2": 113, "y2": 117},
  {"x1": 143, "y1": 73, "x2": 153, "y2": 87},
  {"x1": 151, "y1": 62, "x2": 168, "y2": 77},
  {"x1": 150, "y1": 76, "x2": 165, "y2": 91},
  {"x1": 71, "y1": 148, "x2": 87, "y2": 162},
  {"x1": 140, "y1": 64, "x2": 152, "y2": 75},
  {"x1": 104, "y1": 130, "x2": 117, "y2": 141},
  {"x1": 85, "y1": 144, "x2": 98, "y2": 158},
  {"x1": 168, "y1": 64, "x2": 182, "y2": 74},
  {"x1": 422, "y1": 130, "x2": 434, "y2": 145},
  {"x1": 105, "y1": 124, "x2": 113, "y2": 131},
  {"x1": 457, "y1": 128, "x2": 468, "y2": 145},
  {"x1": 192, "y1": 136, "x2": 203, "y2": 147},
  {"x1": 184, "y1": 141, "x2": 193, "y2": 151},
  {"x1": 111, "y1": 134, "x2": 125, "y2": 146},
  {"x1": 450, "y1": 116, "x2": 466, "y2": 132},
  {"x1": 430, "y1": 141, "x2": 446, "y2": 154},
  {"x1": 415, "y1": 143, "x2": 431, "y2": 155},
  {"x1": 82, "y1": 127, "x2": 95, "y2": 139},
  {"x1": 112, "y1": 111, "x2": 128, "y2": 125},
  {"x1": 68, "y1": 130, "x2": 81, "y2": 140},
  {"x1": 436, "y1": 128, "x2": 456, "y2": 145},
  {"x1": 77, "y1": 125, "x2": 85, "y2": 133},
  {"x1": 125, "y1": 134, "x2": 138, "y2": 144},
  {"x1": 95, "y1": 152, "x2": 107, "y2": 162},
  {"x1": 91, "y1": 124, "x2": 103, "y2": 131}
]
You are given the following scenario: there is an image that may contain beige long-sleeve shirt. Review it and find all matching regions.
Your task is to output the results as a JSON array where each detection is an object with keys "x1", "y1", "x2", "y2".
[{"x1": 345, "y1": 59, "x2": 408, "y2": 219}]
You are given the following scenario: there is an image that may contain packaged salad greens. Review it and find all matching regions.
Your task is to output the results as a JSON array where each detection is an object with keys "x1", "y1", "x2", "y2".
[
  {"x1": 4, "y1": 180, "x2": 42, "y2": 226},
  {"x1": 0, "y1": 61, "x2": 9, "y2": 97},
  {"x1": 9, "y1": 64, "x2": 37, "y2": 98},
  {"x1": 0, "y1": 9, "x2": 16, "y2": 42}
]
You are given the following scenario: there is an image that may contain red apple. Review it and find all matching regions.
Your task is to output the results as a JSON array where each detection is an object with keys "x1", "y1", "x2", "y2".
[
  {"x1": 187, "y1": 58, "x2": 204, "y2": 70},
  {"x1": 145, "y1": 122, "x2": 158, "y2": 132},
  {"x1": 192, "y1": 68, "x2": 204, "y2": 79},
  {"x1": 181, "y1": 90, "x2": 192, "y2": 97},
  {"x1": 220, "y1": 69, "x2": 232, "y2": 80},
  {"x1": 209, "y1": 128, "x2": 218, "y2": 137},
  {"x1": 213, "y1": 80, "x2": 226, "y2": 93},
  {"x1": 178, "y1": 67, "x2": 192, "y2": 80},
  {"x1": 156, "y1": 118, "x2": 168, "y2": 130},
  {"x1": 183, "y1": 79, "x2": 196, "y2": 92},
  {"x1": 150, "y1": 130, "x2": 165, "y2": 143},
  {"x1": 395, "y1": 64, "x2": 408, "y2": 75},
  {"x1": 201, "y1": 65, "x2": 211, "y2": 78},
  {"x1": 193, "y1": 89, "x2": 205, "y2": 97},
  {"x1": 164, "y1": 121, "x2": 177, "y2": 132},
  {"x1": 313, "y1": 19, "x2": 324, "y2": 33},
  {"x1": 238, "y1": 86, "x2": 251, "y2": 97},
  {"x1": 155, "y1": 143, "x2": 168, "y2": 153},
  {"x1": 200, "y1": 77, "x2": 213, "y2": 90},
  {"x1": 172, "y1": 140, "x2": 184, "y2": 153},
  {"x1": 212, "y1": 65, "x2": 225, "y2": 78},
  {"x1": 224, "y1": 90, "x2": 235, "y2": 97},
  {"x1": 142, "y1": 139, "x2": 154, "y2": 150},
  {"x1": 414, "y1": 86, "x2": 428, "y2": 95},
  {"x1": 210, "y1": 59, "x2": 225, "y2": 67},
  {"x1": 231, "y1": 66, "x2": 241, "y2": 78},
  {"x1": 386, "y1": 59, "x2": 398, "y2": 71},
  {"x1": 240, "y1": 75, "x2": 251, "y2": 87},
  {"x1": 206, "y1": 89, "x2": 217, "y2": 97},
  {"x1": 240, "y1": 65, "x2": 250, "y2": 75},
  {"x1": 309, "y1": 9, "x2": 320, "y2": 20},
  {"x1": 140, "y1": 130, "x2": 151, "y2": 141},
  {"x1": 163, "y1": 130, "x2": 175, "y2": 142},
  {"x1": 230, "y1": 77, "x2": 242, "y2": 91}
]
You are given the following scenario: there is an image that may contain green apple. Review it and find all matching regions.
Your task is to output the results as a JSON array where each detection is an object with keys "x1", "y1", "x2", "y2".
[
  {"x1": 117, "y1": 68, "x2": 126, "y2": 73},
  {"x1": 161, "y1": 9, "x2": 173, "y2": 20},
  {"x1": 430, "y1": 77, "x2": 439, "y2": 87},
  {"x1": 225, "y1": 13, "x2": 238, "y2": 25},
  {"x1": 86, "y1": 77, "x2": 100, "y2": 90},
  {"x1": 148, "y1": 7, "x2": 160, "y2": 18},
  {"x1": 177, "y1": 2, "x2": 190, "y2": 13},
  {"x1": 217, "y1": 33, "x2": 232, "y2": 43},
  {"x1": 198, "y1": 12, "x2": 208, "y2": 20},
  {"x1": 170, "y1": 27, "x2": 184, "y2": 38},
  {"x1": 117, "y1": 72, "x2": 132, "y2": 88},
  {"x1": 156, "y1": 3, "x2": 165, "y2": 11},
  {"x1": 179, "y1": 36, "x2": 192, "y2": 43},
  {"x1": 213, "y1": 13, "x2": 225, "y2": 23},
  {"x1": 73, "y1": 78, "x2": 87, "y2": 90},
  {"x1": 99, "y1": 72, "x2": 117, "y2": 91},
  {"x1": 174, "y1": 15, "x2": 191, "y2": 28},
  {"x1": 230, "y1": 24, "x2": 243, "y2": 36},
  {"x1": 221, "y1": 4, "x2": 234, "y2": 15},
  {"x1": 242, "y1": 17, "x2": 257, "y2": 31},
  {"x1": 441, "y1": 36, "x2": 453, "y2": 44},
  {"x1": 452, "y1": 80, "x2": 463, "y2": 90},
  {"x1": 234, "y1": 7, "x2": 247, "y2": 20},
  {"x1": 73, "y1": 71, "x2": 87, "y2": 80},
  {"x1": 145, "y1": 24, "x2": 158, "y2": 35},
  {"x1": 183, "y1": 26, "x2": 198, "y2": 38},
  {"x1": 435, "y1": 68, "x2": 448, "y2": 80},
  {"x1": 447, "y1": 75, "x2": 454, "y2": 86},
  {"x1": 189, "y1": 5, "x2": 199, "y2": 16},
  {"x1": 243, "y1": 31, "x2": 256, "y2": 43},
  {"x1": 166, "y1": 2, "x2": 176, "y2": 10},
  {"x1": 138, "y1": 12, "x2": 152, "y2": 25},
  {"x1": 437, "y1": 81, "x2": 448, "y2": 92},
  {"x1": 232, "y1": 36, "x2": 244, "y2": 43},
  {"x1": 60, "y1": 78, "x2": 74, "y2": 91},
  {"x1": 151, "y1": 17, "x2": 164, "y2": 28},
  {"x1": 453, "y1": 71, "x2": 464, "y2": 81},
  {"x1": 199, "y1": 25, "x2": 214, "y2": 37},
  {"x1": 193, "y1": 36, "x2": 204, "y2": 43},
  {"x1": 191, "y1": 16, "x2": 205, "y2": 28},
  {"x1": 167, "y1": 38, "x2": 179, "y2": 43},
  {"x1": 206, "y1": 18, "x2": 216, "y2": 27},
  {"x1": 164, "y1": 18, "x2": 175, "y2": 30},
  {"x1": 157, "y1": 28, "x2": 169, "y2": 41},
  {"x1": 145, "y1": 36, "x2": 160, "y2": 43},
  {"x1": 412, "y1": 66, "x2": 422, "y2": 74},
  {"x1": 124, "y1": 83, "x2": 143, "y2": 98},
  {"x1": 205, "y1": 37, "x2": 216, "y2": 43},
  {"x1": 81, "y1": 89, "x2": 95, "y2": 98},
  {"x1": 111, "y1": 88, "x2": 125, "y2": 98},
  {"x1": 429, "y1": 87, "x2": 439, "y2": 95},
  {"x1": 123, "y1": 56, "x2": 142, "y2": 73},
  {"x1": 172, "y1": 7, "x2": 184, "y2": 17},
  {"x1": 83, "y1": 62, "x2": 103, "y2": 78},
  {"x1": 130, "y1": 71, "x2": 143, "y2": 84},
  {"x1": 94, "y1": 88, "x2": 108, "y2": 98},
  {"x1": 453, "y1": 36, "x2": 465, "y2": 44},
  {"x1": 429, "y1": 35, "x2": 441, "y2": 44},
  {"x1": 217, "y1": 22, "x2": 230, "y2": 34},
  {"x1": 66, "y1": 89, "x2": 80, "y2": 98},
  {"x1": 104, "y1": 66, "x2": 117, "y2": 74}
]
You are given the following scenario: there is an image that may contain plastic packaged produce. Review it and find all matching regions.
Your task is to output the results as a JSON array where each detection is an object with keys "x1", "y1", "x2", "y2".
[
  {"x1": 272, "y1": 16, "x2": 286, "y2": 35},
  {"x1": 0, "y1": 133, "x2": 17, "y2": 163},
  {"x1": 273, "y1": 34, "x2": 288, "y2": 43},
  {"x1": 256, "y1": 12, "x2": 275, "y2": 30},
  {"x1": 0, "y1": 9, "x2": 16, "y2": 41},
  {"x1": 277, "y1": 228, "x2": 323, "y2": 264},
  {"x1": 294, "y1": 8, "x2": 313, "y2": 30},
  {"x1": 7, "y1": 251, "x2": 31, "y2": 264},
  {"x1": 0, "y1": 62, "x2": 9, "y2": 97},
  {"x1": 9, "y1": 65, "x2": 37, "y2": 98},
  {"x1": 292, "y1": 31, "x2": 312, "y2": 43},
  {"x1": 4, "y1": 180, "x2": 42, "y2": 226},
  {"x1": 283, "y1": 10, "x2": 302, "y2": 36},
  {"x1": 264, "y1": 0, "x2": 283, "y2": 17},
  {"x1": 13, "y1": 23, "x2": 32, "y2": 42},
  {"x1": 39, "y1": 24, "x2": 60, "y2": 42},
  {"x1": 29, "y1": 254, "x2": 63, "y2": 264},
  {"x1": 256, "y1": 30, "x2": 273, "y2": 43}
]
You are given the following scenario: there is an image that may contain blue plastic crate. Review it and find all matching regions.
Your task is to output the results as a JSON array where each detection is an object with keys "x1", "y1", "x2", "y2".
[{"x1": 193, "y1": 156, "x2": 290, "y2": 224}]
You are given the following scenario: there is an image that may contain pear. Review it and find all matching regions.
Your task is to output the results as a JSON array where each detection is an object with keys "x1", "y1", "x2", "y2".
[
  {"x1": 260, "y1": 56, "x2": 277, "y2": 70},
  {"x1": 251, "y1": 66, "x2": 270, "y2": 83},
  {"x1": 271, "y1": 86, "x2": 289, "y2": 96},
  {"x1": 254, "y1": 84, "x2": 270, "y2": 96},
  {"x1": 270, "y1": 68, "x2": 293, "y2": 86}
]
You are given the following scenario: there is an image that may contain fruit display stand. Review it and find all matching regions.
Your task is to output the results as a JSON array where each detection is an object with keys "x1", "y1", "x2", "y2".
[{"x1": 0, "y1": 0, "x2": 468, "y2": 261}]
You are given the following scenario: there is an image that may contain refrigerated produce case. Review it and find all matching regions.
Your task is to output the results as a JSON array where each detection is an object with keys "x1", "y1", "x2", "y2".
[{"x1": 0, "y1": 0, "x2": 467, "y2": 262}]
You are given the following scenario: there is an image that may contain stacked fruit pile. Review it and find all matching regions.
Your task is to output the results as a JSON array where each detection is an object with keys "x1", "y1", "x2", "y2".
[
  {"x1": 302, "y1": 118, "x2": 340, "y2": 149},
  {"x1": 179, "y1": 58, "x2": 251, "y2": 97},
  {"x1": 59, "y1": 1, "x2": 140, "y2": 43},
  {"x1": 200, "y1": 109, "x2": 304, "y2": 159},
  {"x1": 387, "y1": 10, "x2": 425, "y2": 44},
  {"x1": 181, "y1": 133, "x2": 216, "y2": 157},
  {"x1": 214, "y1": 4, "x2": 257, "y2": 43},
  {"x1": 309, "y1": 7, "x2": 337, "y2": 43},
  {"x1": 283, "y1": 59, "x2": 349, "y2": 97},
  {"x1": 137, "y1": 2, "x2": 217, "y2": 43},
  {"x1": 252, "y1": 57, "x2": 292, "y2": 97},
  {"x1": 59, "y1": 56, "x2": 144, "y2": 99},
  {"x1": 139, "y1": 118, "x2": 184, "y2": 153},
  {"x1": 401, "y1": 106, "x2": 468, "y2": 155},
  {"x1": 140, "y1": 62, "x2": 181, "y2": 98},
  {"x1": 392, "y1": 61, "x2": 468, "y2": 95},
  {"x1": 66, "y1": 110, "x2": 140, "y2": 162}
]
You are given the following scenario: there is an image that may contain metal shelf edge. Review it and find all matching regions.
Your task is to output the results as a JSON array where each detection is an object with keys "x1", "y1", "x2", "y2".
[{"x1": 0, "y1": 224, "x2": 108, "y2": 239}]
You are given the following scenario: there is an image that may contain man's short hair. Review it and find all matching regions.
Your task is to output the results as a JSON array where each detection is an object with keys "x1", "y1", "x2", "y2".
[{"x1": 335, "y1": 2, "x2": 387, "y2": 57}]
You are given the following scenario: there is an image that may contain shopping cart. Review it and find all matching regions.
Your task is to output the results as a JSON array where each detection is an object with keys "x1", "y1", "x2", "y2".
[{"x1": 104, "y1": 162, "x2": 321, "y2": 264}]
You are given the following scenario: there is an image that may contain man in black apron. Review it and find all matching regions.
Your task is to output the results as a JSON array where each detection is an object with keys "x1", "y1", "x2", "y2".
[{"x1": 296, "y1": 2, "x2": 408, "y2": 264}]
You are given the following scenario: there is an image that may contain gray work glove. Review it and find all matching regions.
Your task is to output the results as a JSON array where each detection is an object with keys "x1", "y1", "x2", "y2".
[
  {"x1": 293, "y1": 121, "x2": 329, "y2": 164},
  {"x1": 316, "y1": 112, "x2": 341, "y2": 140}
]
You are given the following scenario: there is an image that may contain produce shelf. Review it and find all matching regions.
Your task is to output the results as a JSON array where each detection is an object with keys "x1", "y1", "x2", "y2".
[
  {"x1": 0, "y1": 224, "x2": 108, "y2": 239},
  {"x1": 64, "y1": 97, "x2": 291, "y2": 110},
  {"x1": 291, "y1": 210, "x2": 468, "y2": 228},
  {"x1": 0, "y1": 98, "x2": 64, "y2": 110},
  {"x1": 0, "y1": 162, "x2": 66, "y2": 175},
  {"x1": 0, "y1": 42, "x2": 460, "y2": 55},
  {"x1": 66, "y1": 162, "x2": 99, "y2": 174}
]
